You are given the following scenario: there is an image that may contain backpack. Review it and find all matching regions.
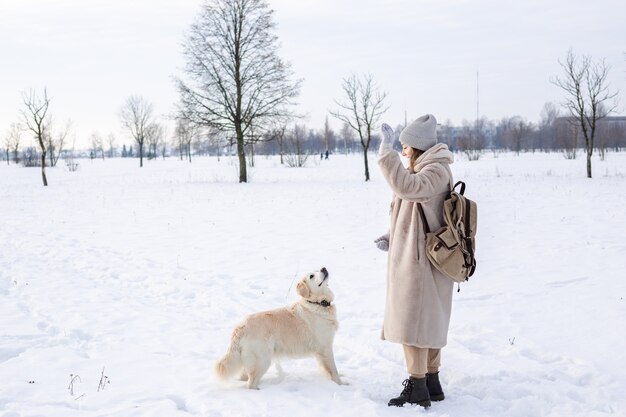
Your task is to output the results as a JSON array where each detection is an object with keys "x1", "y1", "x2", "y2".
[{"x1": 417, "y1": 181, "x2": 477, "y2": 283}]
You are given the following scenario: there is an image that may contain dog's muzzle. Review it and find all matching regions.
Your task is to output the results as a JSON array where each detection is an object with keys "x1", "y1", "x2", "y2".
[{"x1": 319, "y1": 267, "x2": 329, "y2": 286}]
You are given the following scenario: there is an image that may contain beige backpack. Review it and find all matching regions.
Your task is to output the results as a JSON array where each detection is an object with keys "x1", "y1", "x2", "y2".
[{"x1": 418, "y1": 181, "x2": 477, "y2": 283}]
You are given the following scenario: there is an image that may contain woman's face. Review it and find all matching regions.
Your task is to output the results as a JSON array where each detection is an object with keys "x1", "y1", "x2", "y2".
[{"x1": 401, "y1": 144, "x2": 414, "y2": 158}]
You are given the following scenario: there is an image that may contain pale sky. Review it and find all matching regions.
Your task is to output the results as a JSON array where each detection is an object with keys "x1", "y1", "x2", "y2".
[{"x1": 1, "y1": 0, "x2": 625, "y2": 147}]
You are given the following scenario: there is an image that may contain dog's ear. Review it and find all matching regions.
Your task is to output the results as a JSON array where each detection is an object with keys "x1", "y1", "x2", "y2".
[{"x1": 296, "y1": 280, "x2": 311, "y2": 299}]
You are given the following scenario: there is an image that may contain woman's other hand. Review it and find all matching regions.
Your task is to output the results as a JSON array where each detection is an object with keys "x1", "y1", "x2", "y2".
[
  {"x1": 378, "y1": 123, "x2": 395, "y2": 156},
  {"x1": 374, "y1": 234, "x2": 389, "y2": 252}
]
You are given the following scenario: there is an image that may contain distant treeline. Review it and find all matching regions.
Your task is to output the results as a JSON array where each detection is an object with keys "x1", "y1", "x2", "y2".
[{"x1": 5, "y1": 114, "x2": 626, "y2": 167}]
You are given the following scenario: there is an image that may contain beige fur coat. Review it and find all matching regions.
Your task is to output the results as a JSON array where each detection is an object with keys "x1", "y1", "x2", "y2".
[{"x1": 378, "y1": 144, "x2": 454, "y2": 348}]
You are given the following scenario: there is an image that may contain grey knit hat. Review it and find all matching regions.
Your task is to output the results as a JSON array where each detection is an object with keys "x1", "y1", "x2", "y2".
[{"x1": 399, "y1": 114, "x2": 438, "y2": 150}]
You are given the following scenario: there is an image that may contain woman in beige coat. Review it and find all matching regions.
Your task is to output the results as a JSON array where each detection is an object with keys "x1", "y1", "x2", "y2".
[{"x1": 375, "y1": 114, "x2": 454, "y2": 408}]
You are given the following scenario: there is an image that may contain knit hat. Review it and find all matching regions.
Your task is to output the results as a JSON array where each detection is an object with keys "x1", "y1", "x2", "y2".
[{"x1": 399, "y1": 114, "x2": 438, "y2": 150}]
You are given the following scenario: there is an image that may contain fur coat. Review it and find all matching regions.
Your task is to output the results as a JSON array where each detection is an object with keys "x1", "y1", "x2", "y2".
[{"x1": 378, "y1": 144, "x2": 454, "y2": 348}]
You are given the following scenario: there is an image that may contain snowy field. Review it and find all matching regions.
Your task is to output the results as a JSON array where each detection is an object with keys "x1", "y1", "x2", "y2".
[{"x1": 1, "y1": 151, "x2": 625, "y2": 417}]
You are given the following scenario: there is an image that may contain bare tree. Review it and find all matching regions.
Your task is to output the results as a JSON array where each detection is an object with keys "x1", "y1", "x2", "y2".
[
  {"x1": 457, "y1": 121, "x2": 486, "y2": 161},
  {"x1": 21, "y1": 88, "x2": 51, "y2": 186},
  {"x1": 107, "y1": 133, "x2": 116, "y2": 158},
  {"x1": 119, "y1": 95, "x2": 154, "y2": 167},
  {"x1": 2, "y1": 132, "x2": 9, "y2": 165},
  {"x1": 538, "y1": 102, "x2": 561, "y2": 151},
  {"x1": 175, "y1": 0, "x2": 301, "y2": 182},
  {"x1": 46, "y1": 120, "x2": 71, "y2": 167},
  {"x1": 555, "y1": 119, "x2": 579, "y2": 160},
  {"x1": 173, "y1": 128, "x2": 186, "y2": 161},
  {"x1": 89, "y1": 132, "x2": 103, "y2": 160},
  {"x1": 65, "y1": 133, "x2": 79, "y2": 172},
  {"x1": 593, "y1": 104, "x2": 615, "y2": 160},
  {"x1": 330, "y1": 73, "x2": 388, "y2": 181},
  {"x1": 146, "y1": 122, "x2": 166, "y2": 160},
  {"x1": 595, "y1": 121, "x2": 609, "y2": 161},
  {"x1": 437, "y1": 120, "x2": 456, "y2": 152},
  {"x1": 207, "y1": 128, "x2": 226, "y2": 160},
  {"x1": 506, "y1": 116, "x2": 533, "y2": 155},
  {"x1": 323, "y1": 116, "x2": 335, "y2": 154},
  {"x1": 174, "y1": 118, "x2": 196, "y2": 162},
  {"x1": 283, "y1": 124, "x2": 310, "y2": 167},
  {"x1": 4, "y1": 123, "x2": 22, "y2": 165},
  {"x1": 267, "y1": 123, "x2": 287, "y2": 164},
  {"x1": 552, "y1": 49, "x2": 619, "y2": 178},
  {"x1": 339, "y1": 122, "x2": 355, "y2": 155}
]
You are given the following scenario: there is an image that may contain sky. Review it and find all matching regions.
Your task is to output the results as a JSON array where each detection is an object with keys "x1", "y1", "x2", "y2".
[{"x1": 1, "y1": 0, "x2": 625, "y2": 148}]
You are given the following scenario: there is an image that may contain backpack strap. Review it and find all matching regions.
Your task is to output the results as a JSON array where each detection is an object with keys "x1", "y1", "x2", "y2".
[
  {"x1": 454, "y1": 181, "x2": 465, "y2": 195},
  {"x1": 462, "y1": 194, "x2": 477, "y2": 277},
  {"x1": 417, "y1": 203, "x2": 430, "y2": 236}
]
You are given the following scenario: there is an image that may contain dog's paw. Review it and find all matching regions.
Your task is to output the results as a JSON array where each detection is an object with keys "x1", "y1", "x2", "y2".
[{"x1": 333, "y1": 377, "x2": 348, "y2": 385}]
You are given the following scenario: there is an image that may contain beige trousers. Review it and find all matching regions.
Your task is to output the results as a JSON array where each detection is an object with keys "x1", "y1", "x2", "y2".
[{"x1": 402, "y1": 345, "x2": 441, "y2": 379}]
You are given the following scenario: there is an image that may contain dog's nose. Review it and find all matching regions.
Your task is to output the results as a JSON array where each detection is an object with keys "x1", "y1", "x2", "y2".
[{"x1": 321, "y1": 267, "x2": 328, "y2": 277}]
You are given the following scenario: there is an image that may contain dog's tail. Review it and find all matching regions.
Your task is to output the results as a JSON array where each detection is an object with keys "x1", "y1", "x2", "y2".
[{"x1": 215, "y1": 324, "x2": 244, "y2": 380}]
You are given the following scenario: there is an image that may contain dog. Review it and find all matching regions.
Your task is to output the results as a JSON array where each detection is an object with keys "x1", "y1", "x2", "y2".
[{"x1": 215, "y1": 267, "x2": 343, "y2": 389}]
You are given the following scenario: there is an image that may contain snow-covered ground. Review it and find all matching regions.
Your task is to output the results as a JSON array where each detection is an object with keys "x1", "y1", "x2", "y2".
[{"x1": 1, "y1": 151, "x2": 625, "y2": 417}]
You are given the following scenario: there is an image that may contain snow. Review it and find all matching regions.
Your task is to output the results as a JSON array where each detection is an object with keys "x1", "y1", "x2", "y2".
[{"x1": 1, "y1": 152, "x2": 625, "y2": 417}]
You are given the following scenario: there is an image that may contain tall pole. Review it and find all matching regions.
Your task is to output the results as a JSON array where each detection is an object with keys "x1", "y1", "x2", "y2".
[
  {"x1": 404, "y1": 102, "x2": 407, "y2": 128},
  {"x1": 476, "y1": 68, "x2": 480, "y2": 139}
]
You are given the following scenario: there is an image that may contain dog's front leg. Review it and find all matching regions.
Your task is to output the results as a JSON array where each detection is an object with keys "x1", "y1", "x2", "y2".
[{"x1": 315, "y1": 350, "x2": 343, "y2": 385}]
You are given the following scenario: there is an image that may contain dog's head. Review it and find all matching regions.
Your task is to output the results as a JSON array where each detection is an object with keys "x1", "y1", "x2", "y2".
[{"x1": 295, "y1": 267, "x2": 334, "y2": 303}]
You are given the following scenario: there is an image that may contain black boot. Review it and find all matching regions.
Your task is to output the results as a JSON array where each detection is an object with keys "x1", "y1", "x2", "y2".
[
  {"x1": 388, "y1": 377, "x2": 431, "y2": 408},
  {"x1": 426, "y1": 372, "x2": 445, "y2": 401}
]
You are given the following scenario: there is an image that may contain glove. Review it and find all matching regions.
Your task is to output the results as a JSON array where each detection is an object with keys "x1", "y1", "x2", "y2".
[
  {"x1": 374, "y1": 234, "x2": 389, "y2": 252},
  {"x1": 378, "y1": 123, "x2": 395, "y2": 156}
]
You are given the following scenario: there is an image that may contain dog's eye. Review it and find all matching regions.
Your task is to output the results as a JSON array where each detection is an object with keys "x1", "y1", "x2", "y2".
[{"x1": 309, "y1": 274, "x2": 314, "y2": 279}]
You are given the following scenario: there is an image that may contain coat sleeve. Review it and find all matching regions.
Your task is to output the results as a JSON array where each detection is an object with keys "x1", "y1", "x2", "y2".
[{"x1": 378, "y1": 152, "x2": 449, "y2": 203}]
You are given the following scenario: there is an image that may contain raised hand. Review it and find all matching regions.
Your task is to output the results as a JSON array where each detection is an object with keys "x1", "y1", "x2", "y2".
[{"x1": 378, "y1": 123, "x2": 395, "y2": 156}]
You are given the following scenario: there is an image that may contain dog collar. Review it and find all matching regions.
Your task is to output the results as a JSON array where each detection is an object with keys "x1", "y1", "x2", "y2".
[{"x1": 308, "y1": 300, "x2": 332, "y2": 308}]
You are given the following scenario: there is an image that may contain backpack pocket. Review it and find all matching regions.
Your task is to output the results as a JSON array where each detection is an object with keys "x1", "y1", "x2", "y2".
[{"x1": 425, "y1": 226, "x2": 469, "y2": 283}]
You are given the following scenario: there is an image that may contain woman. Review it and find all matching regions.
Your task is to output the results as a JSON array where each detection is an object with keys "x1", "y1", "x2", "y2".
[{"x1": 374, "y1": 114, "x2": 454, "y2": 408}]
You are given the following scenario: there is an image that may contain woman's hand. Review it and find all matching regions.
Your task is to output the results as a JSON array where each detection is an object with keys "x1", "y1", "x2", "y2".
[
  {"x1": 374, "y1": 234, "x2": 389, "y2": 251},
  {"x1": 378, "y1": 123, "x2": 395, "y2": 156}
]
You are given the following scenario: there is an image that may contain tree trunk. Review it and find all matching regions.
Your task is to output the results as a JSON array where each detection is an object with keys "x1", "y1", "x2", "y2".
[
  {"x1": 363, "y1": 146, "x2": 370, "y2": 182},
  {"x1": 37, "y1": 135, "x2": 48, "y2": 186},
  {"x1": 41, "y1": 150, "x2": 48, "y2": 186},
  {"x1": 139, "y1": 142, "x2": 144, "y2": 167},
  {"x1": 586, "y1": 145, "x2": 593, "y2": 178},
  {"x1": 236, "y1": 127, "x2": 247, "y2": 183}
]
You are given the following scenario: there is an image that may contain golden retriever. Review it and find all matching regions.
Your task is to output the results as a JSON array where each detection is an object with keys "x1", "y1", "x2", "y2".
[{"x1": 215, "y1": 267, "x2": 342, "y2": 389}]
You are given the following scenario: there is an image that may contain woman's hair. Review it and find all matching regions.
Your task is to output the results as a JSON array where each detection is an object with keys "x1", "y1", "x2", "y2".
[{"x1": 409, "y1": 148, "x2": 425, "y2": 172}]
